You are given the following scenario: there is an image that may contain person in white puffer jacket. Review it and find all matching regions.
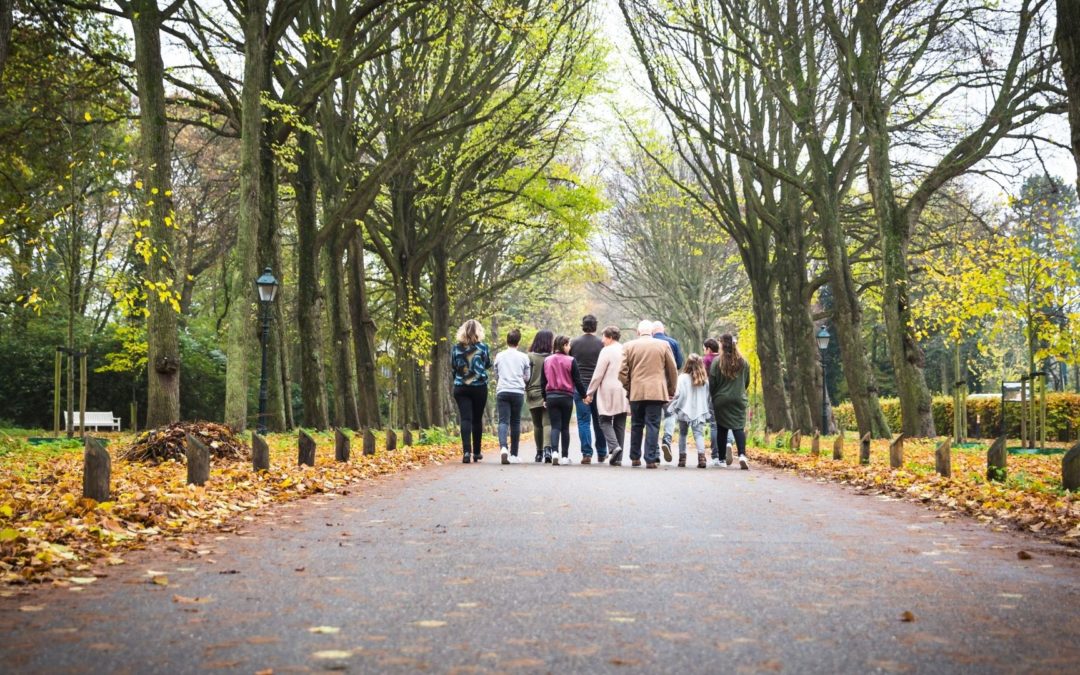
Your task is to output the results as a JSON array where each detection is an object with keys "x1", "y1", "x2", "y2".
[{"x1": 667, "y1": 353, "x2": 712, "y2": 468}]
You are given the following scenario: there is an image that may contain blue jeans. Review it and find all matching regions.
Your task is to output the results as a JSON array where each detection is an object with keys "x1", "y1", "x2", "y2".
[
  {"x1": 496, "y1": 392, "x2": 524, "y2": 455},
  {"x1": 574, "y1": 393, "x2": 607, "y2": 458}
]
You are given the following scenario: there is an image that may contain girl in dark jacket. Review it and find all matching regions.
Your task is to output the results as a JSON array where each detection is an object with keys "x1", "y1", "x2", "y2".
[{"x1": 540, "y1": 335, "x2": 588, "y2": 465}]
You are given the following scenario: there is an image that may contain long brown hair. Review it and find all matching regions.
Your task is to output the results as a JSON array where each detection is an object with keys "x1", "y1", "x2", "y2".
[
  {"x1": 717, "y1": 334, "x2": 745, "y2": 379},
  {"x1": 684, "y1": 353, "x2": 707, "y2": 387}
]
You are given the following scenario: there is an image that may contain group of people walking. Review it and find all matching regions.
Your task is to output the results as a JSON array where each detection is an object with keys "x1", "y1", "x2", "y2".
[{"x1": 450, "y1": 316, "x2": 751, "y2": 470}]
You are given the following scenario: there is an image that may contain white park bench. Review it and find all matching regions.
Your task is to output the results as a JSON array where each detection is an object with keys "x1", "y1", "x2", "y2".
[{"x1": 62, "y1": 411, "x2": 122, "y2": 431}]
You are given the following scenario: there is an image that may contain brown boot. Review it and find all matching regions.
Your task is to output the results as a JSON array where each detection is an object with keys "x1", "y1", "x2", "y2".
[
  {"x1": 678, "y1": 454, "x2": 686, "y2": 467},
  {"x1": 697, "y1": 453, "x2": 707, "y2": 468},
  {"x1": 581, "y1": 455, "x2": 591, "y2": 464}
]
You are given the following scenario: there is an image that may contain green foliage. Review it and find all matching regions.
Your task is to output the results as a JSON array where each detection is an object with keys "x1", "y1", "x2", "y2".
[{"x1": 834, "y1": 392, "x2": 1080, "y2": 440}]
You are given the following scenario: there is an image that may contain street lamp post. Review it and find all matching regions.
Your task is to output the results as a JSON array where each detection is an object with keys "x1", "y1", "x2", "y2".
[
  {"x1": 255, "y1": 267, "x2": 279, "y2": 435},
  {"x1": 816, "y1": 326, "x2": 831, "y2": 435}
]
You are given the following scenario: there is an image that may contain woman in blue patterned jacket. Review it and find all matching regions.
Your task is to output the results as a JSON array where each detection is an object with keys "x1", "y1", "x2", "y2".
[{"x1": 451, "y1": 319, "x2": 493, "y2": 463}]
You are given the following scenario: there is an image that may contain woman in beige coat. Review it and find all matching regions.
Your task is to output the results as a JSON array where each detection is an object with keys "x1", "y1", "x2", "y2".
[{"x1": 586, "y1": 326, "x2": 631, "y2": 466}]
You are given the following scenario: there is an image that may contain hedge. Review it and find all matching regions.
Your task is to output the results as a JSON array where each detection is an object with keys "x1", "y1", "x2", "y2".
[{"x1": 833, "y1": 393, "x2": 1080, "y2": 441}]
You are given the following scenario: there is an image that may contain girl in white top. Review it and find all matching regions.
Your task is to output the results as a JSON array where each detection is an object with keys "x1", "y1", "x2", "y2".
[{"x1": 667, "y1": 353, "x2": 711, "y2": 468}]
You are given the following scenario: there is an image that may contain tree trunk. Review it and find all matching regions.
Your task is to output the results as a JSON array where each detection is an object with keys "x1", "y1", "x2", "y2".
[
  {"x1": 347, "y1": 231, "x2": 380, "y2": 427},
  {"x1": 131, "y1": 0, "x2": 180, "y2": 428},
  {"x1": 0, "y1": 0, "x2": 13, "y2": 82},
  {"x1": 324, "y1": 238, "x2": 360, "y2": 429},
  {"x1": 1058, "y1": 0, "x2": 1080, "y2": 197},
  {"x1": 224, "y1": 0, "x2": 268, "y2": 431},
  {"x1": 775, "y1": 228, "x2": 817, "y2": 434},
  {"x1": 744, "y1": 248, "x2": 792, "y2": 432},
  {"x1": 815, "y1": 190, "x2": 891, "y2": 439},
  {"x1": 857, "y1": 10, "x2": 935, "y2": 438},
  {"x1": 428, "y1": 246, "x2": 451, "y2": 427},
  {"x1": 257, "y1": 104, "x2": 286, "y2": 432},
  {"x1": 294, "y1": 117, "x2": 329, "y2": 430}
]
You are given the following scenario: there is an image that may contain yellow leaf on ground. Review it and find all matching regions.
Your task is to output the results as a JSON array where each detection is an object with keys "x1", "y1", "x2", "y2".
[
  {"x1": 151, "y1": 575, "x2": 169, "y2": 586},
  {"x1": 308, "y1": 626, "x2": 340, "y2": 634},
  {"x1": 69, "y1": 577, "x2": 97, "y2": 585},
  {"x1": 413, "y1": 620, "x2": 446, "y2": 628}
]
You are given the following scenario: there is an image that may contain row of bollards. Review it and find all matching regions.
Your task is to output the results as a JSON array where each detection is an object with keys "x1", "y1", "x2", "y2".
[
  {"x1": 83, "y1": 426, "x2": 417, "y2": 500},
  {"x1": 773, "y1": 429, "x2": 1080, "y2": 489}
]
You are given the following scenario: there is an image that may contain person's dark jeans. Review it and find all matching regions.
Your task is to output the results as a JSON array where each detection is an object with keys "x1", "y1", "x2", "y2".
[
  {"x1": 530, "y1": 406, "x2": 549, "y2": 451},
  {"x1": 547, "y1": 395, "x2": 574, "y2": 458},
  {"x1": 716, "y1": 426, "x2": 747, "y2": 457},
  {"x1": 496, "y1": 392, "x2": 524, "y2": 455},
  {"x1": 629, "y1": 400, "x2": 663, "y2": 463},
  {"x1": 454, "y1": 385, "x2": 488, "y2": 458}
]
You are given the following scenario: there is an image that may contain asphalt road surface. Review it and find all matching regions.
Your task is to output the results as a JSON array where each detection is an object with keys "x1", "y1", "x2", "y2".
[{"x1": 2, "y1": 437, "x2": 1079, "y2": 674}]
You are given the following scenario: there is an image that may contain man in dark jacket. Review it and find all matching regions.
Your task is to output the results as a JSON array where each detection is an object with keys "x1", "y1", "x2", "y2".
[
  {"x1": 652, "y1": 321, "x2": 683, "y2": 462},
  {"x1": 570, "y1": 314, "x2": 607, "y2": 463}
]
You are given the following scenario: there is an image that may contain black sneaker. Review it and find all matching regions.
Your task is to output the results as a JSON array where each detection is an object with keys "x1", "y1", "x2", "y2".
[
  {"x1": 474, "y1": 452, "x2": 483, "y2": 462},
  {"x1": 462, "y1": 453, "x2": 471, "y2": 464},
  {"x1": 543, "y1": 447, "x2": 552, "y2": 464},
  {"x1": 534, "y1": 451, "x2": 543, "y2": 463}
]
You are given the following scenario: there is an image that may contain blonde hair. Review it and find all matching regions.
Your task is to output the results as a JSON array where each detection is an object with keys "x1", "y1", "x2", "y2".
[
  {"x1": 684, "y1": 353, "x2": 707, "y2": 387},
  {"x1": 456, "y1": 319, "x2": 484, "y2": 345}
]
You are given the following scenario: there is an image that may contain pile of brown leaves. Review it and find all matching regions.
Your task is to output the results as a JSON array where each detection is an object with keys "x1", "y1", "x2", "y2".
[
  {"x1": 120, "y1": 422, "x2": 249, "y2": 464},
  {"x1": 0, "y1": 431, "x2": 472, "y2": 585},
  {"x1": 750, "y1": 436, "x2": 1080, "y2": 546}
]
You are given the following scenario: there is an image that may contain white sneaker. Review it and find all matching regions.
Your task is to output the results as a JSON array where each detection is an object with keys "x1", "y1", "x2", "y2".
[
  {"x1": 552, "y1": 454, "x2": 560, "y2": 466},
  {"x1": 710, "y1": 457, "x2": 723, "y2": 468},
  {"x1": 508, "y1": 454, "x2": 521, "y2": 464},
  {"x1": 562, "y1": 456, "x2": 574, "y2": 465},
  {"x1": 738, "y1": 455, "x2": 750, "y2": 470},
  {"x1": 500, "y1": 447, "x2": 509, "y2": 465}
]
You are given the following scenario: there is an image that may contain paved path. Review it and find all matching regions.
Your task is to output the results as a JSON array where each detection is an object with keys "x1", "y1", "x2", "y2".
[{"x1": 2, "y1": 437, "x2": 1079, "y2": 674}]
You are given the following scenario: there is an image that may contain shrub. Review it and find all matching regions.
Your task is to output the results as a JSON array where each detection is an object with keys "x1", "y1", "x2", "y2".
[{"x1": 834, "y1": 393, "x2": 1080, "y2": 440}]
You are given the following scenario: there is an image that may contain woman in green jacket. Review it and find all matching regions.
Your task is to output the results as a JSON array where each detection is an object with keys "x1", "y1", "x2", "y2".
[
  {"x1": 526, "y1": 330, "x2": 554, "y2": 463},
  {"x1": 708, "y1": 333, "x2": 751, "y2": 470}
]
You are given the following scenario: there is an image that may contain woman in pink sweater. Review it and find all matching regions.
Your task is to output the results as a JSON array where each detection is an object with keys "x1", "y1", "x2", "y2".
[{"x1": 540, "y1": 335, "x2": 588, "y2": 465}]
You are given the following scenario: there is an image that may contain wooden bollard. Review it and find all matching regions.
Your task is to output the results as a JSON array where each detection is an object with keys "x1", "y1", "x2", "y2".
[
  {"x1": 334, "y1": 428, "x2": 350, "y2": 462},
  {"x1": 298, "y1": 429, "x2": 316, "y2": 467},
  {"x1": 790, "y1": 430, "x2": 801, "y2": 452},
  {"x1": 889, "y1": 433, "x2": 904, "y2": 469},
  {"x1": 363, "y1": 428, "x2": 376, "y2": 456},
  {"x1": 82, "y1": 437, "x2": 111, "y2": 502},
  {"x1": 832, "y1": 435, "x2": 843, "y2": 461},
  {"x1": 811, "y1": 431, "x2": 820, "y2": 457},
  {"x1": 1063, "y1": 441, "x2": 1080, "y2": 491},
  {"x1": 186, "y1": 434, "x2": 210, "y2": 486},
  {"x1": 935, "y1": 438, "x2": 952, "y2": 478},
  {"x1": 386, "y1": 428, "x2": 397, "y2": 452},
  {"x1": 987, "y1": 435, "x2": 1007, "y2": 481},
  {"x1": 252, "y1": 432, "x2": 270, "y2": 471},
  {"x1": 859, "y1": 432, "x2": 871, "y2": 465},
  {"x1": 403, "y1": 426, "x2": 413, "y2": 447}
]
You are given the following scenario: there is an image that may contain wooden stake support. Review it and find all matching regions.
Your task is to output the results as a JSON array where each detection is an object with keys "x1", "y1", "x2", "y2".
[
  {"x1": 363, "y1": 428, "x2": 376, "y2": 456},
  {"x1": 334, "y1": 428, "x2": 350, "y2": 462},
  {"x1": 82, "y1": 437, "x2": 111, "y2": 502},
  {"x1": 811, "y1": 431, "x2": 820, "y2": 457},
  {"x1": 185, "y1": 434, "x2": 210, "y2": 486},
  {"x1": 252, "y1": 432, "x2": 270, "y2": 471},
  {"x1": 833, "y1": 435, "x2": 843, "y2": 461},
  {"x1": 298, "y1": 429, "x2": 316, "y2": 467},
  {"x1": 889, "y1": 433, "x2": 904, "y2": 469},
  {"x1": 987, "y1": 435, "x2": 1007, "y2": 482},
  {"x1": 935, "y1": 438, "x2": 951, "y2": 478},
  {"x1": 386, "y1": 428, "x2": 397, "y2": 452}
]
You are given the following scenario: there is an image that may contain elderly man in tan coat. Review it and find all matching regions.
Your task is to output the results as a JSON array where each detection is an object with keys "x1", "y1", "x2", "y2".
[{"x1": 619, "y1": 319, "x2": 679, "y2": 468}]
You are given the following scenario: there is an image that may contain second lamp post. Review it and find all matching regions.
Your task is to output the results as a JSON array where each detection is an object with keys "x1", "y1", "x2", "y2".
[{"x1": 816, "y1": 326, "x2": 830, "y2": 435}]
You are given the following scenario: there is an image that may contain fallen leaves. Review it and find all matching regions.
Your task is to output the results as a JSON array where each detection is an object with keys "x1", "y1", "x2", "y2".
[
  {"x1": 307, "y1": 626, "x2": 340, "y2": 634},
  {"x1": 173, "y1": 594, "x2": 213, "y2": 604},
  {"x1": 151, "y1": 575, "x2": 169, "y2": 586},
  {"x1": 750, "y1": 438, "x2": 1080, "y2": 544},
  {"x1": 413, "y1": 620, "x2": 447, "y2": 628},
  {"x1": 1017, "y1": 550, "x2": 1033, "y2": 560},
  {"x1": 0, "y1": 432, "x2": 462, "y2": 585},
  {"x1": 900, "y1": 611, "x2": 916, "y2": 622}
]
